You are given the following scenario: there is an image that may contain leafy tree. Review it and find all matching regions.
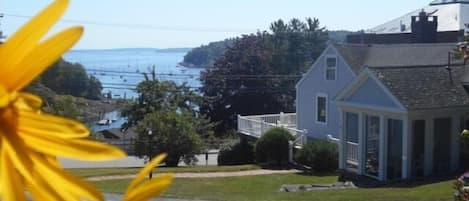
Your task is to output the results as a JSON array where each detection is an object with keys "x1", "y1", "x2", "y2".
[
  {"x1": 25, "y1": 80, "x2": 57, "y2": 107},
  {"x1": 200, "y1": 32, "x2": 281, "y2": 135},
  {"x1": 135, "y1": 110, "x2": 203, "y2": 167},
  {"x1": 121, "y1": 68, "x2": 214, "y2": 166},
  {"x1": 121, "y1": 67, "x2": 202, "y2": 129},
  {"x1": 200, "y1": 18, "x2": 328, "y2": 135},
  {"x1": 85, "y1": 75, "x2": 103, "y2": 100},
  {"x1": 43, "y1": 95, "x2": 84, "y2": 122},
  {"x1": 40, "y1": 58, "x2": 102, "y2": 99}
]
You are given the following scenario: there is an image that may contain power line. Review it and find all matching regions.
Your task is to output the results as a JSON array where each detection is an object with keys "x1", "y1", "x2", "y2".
[
  {"x1": 87, "y1": 68, "x2": 302, "y2": 79},
  {"x1": 100, "y1": 85, "x2": 293, "y2": 93},
  {"x1": 3, "y1": 13, "x2": 256, "y2": 33}
]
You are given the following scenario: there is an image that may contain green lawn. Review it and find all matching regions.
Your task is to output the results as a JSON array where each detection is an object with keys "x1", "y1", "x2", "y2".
[
  {"x1": 68, "y1": 164, "x2": 260, "y2": 178},
  {"x1": 93, "y1": 173, "x2": 455, "y2": 201}
]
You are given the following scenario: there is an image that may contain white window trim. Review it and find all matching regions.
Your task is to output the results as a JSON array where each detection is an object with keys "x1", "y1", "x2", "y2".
[
  {"x1": 325, "y1": 55, "x2": 337, "y2": 81},
  {"x1": 315, "y1": 93, "x2": 328, "y2": 125}
]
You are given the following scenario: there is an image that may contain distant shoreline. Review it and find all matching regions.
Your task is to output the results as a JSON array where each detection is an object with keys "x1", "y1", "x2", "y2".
[
  {"x1": 178, "y1": 62, "x2": 206, "y2": 69},
  {"x1": 68, "y1": 47, "x2": 193, "y2": 53}
]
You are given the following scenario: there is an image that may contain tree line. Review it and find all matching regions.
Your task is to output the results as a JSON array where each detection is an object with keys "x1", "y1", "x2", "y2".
[
  {"x1": 180, "y1": 39, "x2": 234, "y2": 68},
  {"x1": 26, "y1": 58, "x2": 103, "y2": 122}
]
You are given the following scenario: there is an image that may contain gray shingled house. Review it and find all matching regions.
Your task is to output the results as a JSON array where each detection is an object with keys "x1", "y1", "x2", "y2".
[
  {"x1": 334, "y1": 44, "x2": 469, "y2": 181},
  {"x1": 238, "y1": 43, "x2": 468, "y2": 177},
  {"x1": 296, "y1": 43, "x2": 462, "y2": 141}
]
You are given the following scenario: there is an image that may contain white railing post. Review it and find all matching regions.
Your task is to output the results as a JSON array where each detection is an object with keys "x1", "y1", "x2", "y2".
[
  {"x1": 279, "y1": 112, "x2": 284, "y2": 125},
  {"x1": 260, "y1": 122, "x2": 265, "y2": 137},
  {"x1": 289, "y1": 141, "x2": 293, "y2": 163},
  {"x1": 237, "y1": 115, "x2": 241, "y2": 133}
]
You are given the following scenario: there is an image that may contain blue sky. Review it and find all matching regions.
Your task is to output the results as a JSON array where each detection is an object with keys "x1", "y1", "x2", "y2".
[{"x1": 1, "y1": 0, "x2": 431, "y2": 49}]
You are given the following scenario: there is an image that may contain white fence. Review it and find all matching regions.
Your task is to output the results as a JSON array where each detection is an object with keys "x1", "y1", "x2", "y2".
[
  {"x1": 346, "y1": 141, "x2": 359, "y2": 166},
  {"x1": 237, "y1": 113, "x2": 304, "y2": 139},
  {"x1": 326, "y1": 135, "x2": 359, "y2": 167},
  {"x1": 237, "y1": 113, "x2": 306, "y2": 163}
]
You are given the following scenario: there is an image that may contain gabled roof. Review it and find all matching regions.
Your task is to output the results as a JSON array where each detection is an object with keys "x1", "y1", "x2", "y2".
[
  {"x1": 332, "y1": 43, "x2": 461, "y2": 74},
  {"x1": 370, "y1": 65, "x2": 469, "y2": 110},
  {"x1": 98, "y1": 127, "x2": 138, "y2": 140}
]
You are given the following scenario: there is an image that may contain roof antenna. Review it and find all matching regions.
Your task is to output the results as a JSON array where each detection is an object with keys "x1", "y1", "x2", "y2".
[{"x1": 446, "y1": 51, "x2": 454, "y2": 85}]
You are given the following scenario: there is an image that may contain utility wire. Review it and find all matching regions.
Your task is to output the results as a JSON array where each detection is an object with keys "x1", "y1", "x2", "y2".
[
  {"x1": 87, "y1": 69, "x2": 302, "y2": 78},
  {"x1": 3, "y1": 13, "x2": 256, "y2": 33}
]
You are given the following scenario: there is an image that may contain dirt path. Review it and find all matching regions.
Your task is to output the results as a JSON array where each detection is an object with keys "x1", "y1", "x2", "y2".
[{"x1": 87, "y1": 169, "x2": 301, "y2": 181}]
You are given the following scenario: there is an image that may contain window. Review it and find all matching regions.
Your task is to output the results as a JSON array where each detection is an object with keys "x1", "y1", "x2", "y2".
[
  {"x1": 365, "y1": 115, "x2": 380, "y2": 177},
  {"x1": 316, "y1": 95, "x2": 327, "y2": 124},
  {"x1": 325, "y1": 56, "x2": 337, "y2": 80}
]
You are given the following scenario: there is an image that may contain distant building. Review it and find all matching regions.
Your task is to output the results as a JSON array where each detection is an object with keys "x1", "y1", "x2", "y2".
[
  {"x1": 97, "y1": 128, "x2": 138, "y2": 155},
  {"x1": 348, "y1": 0, "x2": 469, "y2": 44},
  {"x1": 348, "y1": 10, "x2": 464, "y2": 44},
  {"x1": 369, "y1": 0, "x2": 469, "y2": 34}
]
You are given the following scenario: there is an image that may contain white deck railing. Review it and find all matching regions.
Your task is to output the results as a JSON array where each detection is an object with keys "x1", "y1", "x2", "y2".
[
  {"x1": 237, "y1": 113, "x2": 306, "y2": 163},
  {"x1": 237, "y1": 113, "x2": 303, "y2": 139},
  {"x1": 346, "y1": 141, "x2": 359, "y2": 166},
  {"x1": 326, "y1": 135, "x2": 359, "y2": 167}
]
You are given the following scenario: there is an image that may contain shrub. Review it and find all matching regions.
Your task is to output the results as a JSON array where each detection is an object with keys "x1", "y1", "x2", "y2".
[
  {"x1": 295, "y1": 140, "x2": 338, "y2": 173},
  {"x1": 217, "y1": 139, "x2": 255, "y2": 165},
  {"x1": 255, "y1": 128, "x2": 294, "y2": 166}
]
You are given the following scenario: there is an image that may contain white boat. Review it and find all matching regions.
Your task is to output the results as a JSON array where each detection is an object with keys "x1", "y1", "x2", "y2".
[{"x1": 97, "y1": 119, "x2": 111, "y2": 125}]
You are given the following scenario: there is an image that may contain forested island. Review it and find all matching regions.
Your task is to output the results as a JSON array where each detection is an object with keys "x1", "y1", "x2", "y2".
[
  {"x1": 179, "y1": 39, "x2": 234, "y2": 68},
  {"x1": 180, "y1": 30, "x2": 352, "y2": 69}
]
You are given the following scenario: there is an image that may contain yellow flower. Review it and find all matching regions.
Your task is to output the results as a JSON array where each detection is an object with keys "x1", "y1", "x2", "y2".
[
  {"x1": 124, "y1": 154, "x2": 174, "y2": 201},
  {"x1": 0, "y1": 0, "x2": 126, "y2": 200}
]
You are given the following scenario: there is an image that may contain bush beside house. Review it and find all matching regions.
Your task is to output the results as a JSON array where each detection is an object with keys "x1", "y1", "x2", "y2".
[
  {"x1": 217, "y1": 139, "x2": 255, "y2": 165},
  {"x1": 255, "y1": 128, "x2": 294, "y2": 167},
  {"x1": 295, "y1": 140, "x2": 338, "y2": 173}
]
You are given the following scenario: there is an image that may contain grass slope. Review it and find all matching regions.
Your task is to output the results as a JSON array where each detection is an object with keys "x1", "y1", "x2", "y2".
[
  {"x1": 93, "y1": 173, "x2": 454, "y2": 201},
  {"x1": 69, "y1": 164, "x2": 260, "y2": 178}
]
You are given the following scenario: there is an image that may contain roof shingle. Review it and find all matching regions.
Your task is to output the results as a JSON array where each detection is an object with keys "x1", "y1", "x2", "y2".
[
  {"x1": 370, "y1": 65, "x2": 469, "y2": 110},
  {"x1": 333, "y1": 43, "x2": 462, "y2": 74}
]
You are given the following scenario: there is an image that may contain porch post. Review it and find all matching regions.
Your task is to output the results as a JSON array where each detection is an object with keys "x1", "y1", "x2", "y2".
[
  {"x1": 358, "y1": 112, "x2": 364, "y2": 174},
  {"x1": 451, "y1": 114, "x2": 460, "y2": 171},
  {"x1": 424, "y1": 118, "x2": 434, "y2": 176},
  {"x1": 379, "y1": 115, "x2": 386, "y2": 181},
  {"x1": 338, "y1": 108, "x2": 346, "y2": 169},
  {"x1": 402, "y1": 116, "x2": 409, "y2": 179}
]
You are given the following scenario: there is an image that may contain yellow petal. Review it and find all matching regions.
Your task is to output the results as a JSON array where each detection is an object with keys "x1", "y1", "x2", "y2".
[
  {"x1": 0, "y1": 0, "x2": 68, "y2": 78},
  {"x1": 1, "y1": 150, "x2": 27, "y2": 201},
  {"x1": 45, "y1": 155, "x2": 62, "y2": 169},
  {"x1": 6, "y1": 26, "x2": 84, "y2": 91},
  {"x1": 2, "y1": 130, "x2": 35, "y2": 183},
  {"x1": 0, "y1": 86, "x2": 10, "y2": 108},
  {"x1": 20, "y1": 131, "x2": 126, "y2": 160},
  {"x1": 30, "y1": 153, "x2": 104, "y2": 201},
  {"x1": 15, "y1": 92, "x2": 43, "y2": 111},
  {"x1": 124, "y1": 174, "x2": 174, "y2": 201},
  {"x1": 18, "y1": 109, "x2": 89, "y2": 139},
  {"x1": 127, "y1": 154, "x2": 167, "y2": 190},
  {"x1": 26, "y1": 174, "x2": 64, "y2": 201}
]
